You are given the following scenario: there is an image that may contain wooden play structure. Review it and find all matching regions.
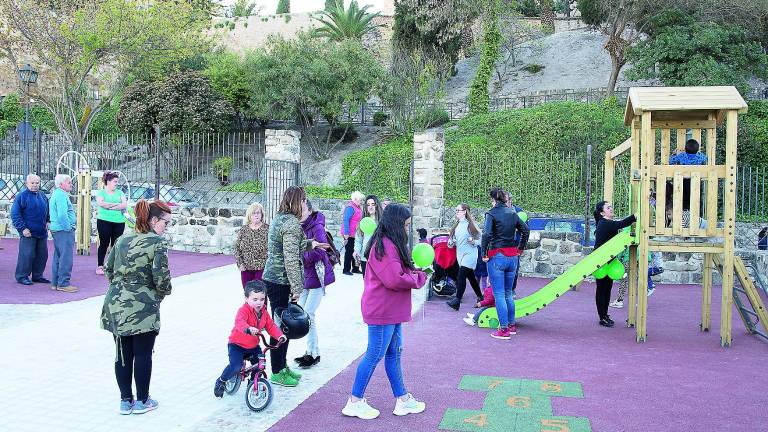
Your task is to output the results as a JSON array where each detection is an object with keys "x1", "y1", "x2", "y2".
[{"x1": 603, "y1": 86, "x2": 768, "y2": 347}]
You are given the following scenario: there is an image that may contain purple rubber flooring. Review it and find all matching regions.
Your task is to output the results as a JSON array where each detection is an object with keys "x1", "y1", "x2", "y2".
[
  {"x1": 269, "y1": 277, "x2": 768, "y2": 432},
  {"x1": 0, "y1": 237, "x2": 233, "y2": 304}
]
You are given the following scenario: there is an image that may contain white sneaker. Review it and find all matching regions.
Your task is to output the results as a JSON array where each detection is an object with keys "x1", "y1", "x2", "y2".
[
  {"x1": 393, "y1": 393, "x2": 426, "y2": 416},
  {"x1": 463, "y1": 317, "x2": 476, "y2": 326},
  {"x1": 609, "y1": 300, "x2": 624, "y2": 309},
  {"x1": 466, "y1": 312, "x2": 474, "y2": 318},
  {"x1": 342, "y1": 398, "x2": 380, "y2": 420},
  {"x1": 647, "y1": 288, "x2": 655, "y2": 297}
]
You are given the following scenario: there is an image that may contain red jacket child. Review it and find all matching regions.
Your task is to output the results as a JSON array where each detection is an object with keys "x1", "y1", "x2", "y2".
[
  {"x1": 228, "y1": 302, "x2": 283, "y2": 349},
  {"x1": 478, "y1": 286, "x2": 495, "y2": 308}
]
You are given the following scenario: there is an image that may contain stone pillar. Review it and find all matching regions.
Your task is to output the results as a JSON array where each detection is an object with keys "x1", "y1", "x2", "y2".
[
  {"x1": 412, "y1": 129, "x2": 445, "y2": 237},
  {"x1": 264, "y1": 129, "x2": 301, "y2": 220}
]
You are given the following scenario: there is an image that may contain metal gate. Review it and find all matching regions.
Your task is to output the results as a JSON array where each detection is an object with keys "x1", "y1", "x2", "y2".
[{"x1": 263, "y1": 159, "x2": 300, "y2": 221}]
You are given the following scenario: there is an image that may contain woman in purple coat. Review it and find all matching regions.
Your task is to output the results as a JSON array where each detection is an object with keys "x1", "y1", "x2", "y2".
[{"x1": 295, "y1": 200, "x2": 336, "y2": 369}]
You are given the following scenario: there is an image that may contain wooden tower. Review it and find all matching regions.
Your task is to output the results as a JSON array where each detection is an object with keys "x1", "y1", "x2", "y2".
[{"x1": 604, "y1": 86, "x2": 748, "y2": 347}]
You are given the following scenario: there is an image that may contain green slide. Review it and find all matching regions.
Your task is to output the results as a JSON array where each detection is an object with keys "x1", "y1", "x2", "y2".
[{"x1": 477, "y1": 231, "x2": 636, "y2": 328}]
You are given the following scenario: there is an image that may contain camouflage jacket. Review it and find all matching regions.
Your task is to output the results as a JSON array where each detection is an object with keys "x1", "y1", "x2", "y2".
[
  {"x1": 100, "y1": 232, "x2": 172, "y2": 336},
  {"x1": 262, "y1": 213, "x2": 306, "y2": 296}
]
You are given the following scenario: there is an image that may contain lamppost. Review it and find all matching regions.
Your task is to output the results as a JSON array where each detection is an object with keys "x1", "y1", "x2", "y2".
[{"x1": 18, "y1": 64, "x2": 39, "y2": 175}]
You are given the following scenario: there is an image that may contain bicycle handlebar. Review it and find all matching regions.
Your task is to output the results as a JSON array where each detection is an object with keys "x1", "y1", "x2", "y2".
[{"x1": 256, "y1": 332, "x2": 285, "y2": 351}]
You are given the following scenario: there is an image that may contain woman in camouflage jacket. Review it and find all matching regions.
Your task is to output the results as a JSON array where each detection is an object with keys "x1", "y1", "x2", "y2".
[
  {"x1": 262, "y1": 186, "x2": 329, "y2": 387},
  {"x1": 100, "y1": 199, "x2": 173, "y2": 415}
]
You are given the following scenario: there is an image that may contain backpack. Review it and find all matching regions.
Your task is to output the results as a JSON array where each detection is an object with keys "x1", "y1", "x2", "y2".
[{"x1": 325, "y1": 230, "x2": 341, "y2": 267}]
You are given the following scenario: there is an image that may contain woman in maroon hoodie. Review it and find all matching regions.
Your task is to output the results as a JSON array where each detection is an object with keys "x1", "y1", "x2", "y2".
[
  {"x1": 341, "y1": 204, "x2": 428, "y2": 420},
  {"x1": 213, "y1": 280, "x2": 286, "y2": 397},
  {"x1": 294, "y1": 200, "x2": 335, "y2": 369}
]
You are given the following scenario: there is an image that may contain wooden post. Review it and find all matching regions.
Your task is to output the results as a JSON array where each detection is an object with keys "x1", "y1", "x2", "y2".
[
  {"x1": 701, "y1": 253, "x2": 713, "y2": 332},
  {"x1": 720, "y1": 110, "x2": 738, "y2": 347},
  {"x1": 603, "y1": 151, "x2": 615, "y2": 204},
  {"x1": 637, "y1": 111, "x2": 653, "y2": 342},
  {"x1": 675, "y1": 129, "x2": 686, "y2": 154},
  {"x1": 627, "y1": 126, "x2": 640, "y2": 327}
]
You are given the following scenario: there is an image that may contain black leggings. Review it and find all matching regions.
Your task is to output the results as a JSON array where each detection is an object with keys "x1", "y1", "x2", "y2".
[
  {"x1": 265, "y1": 280, "x2": 290, "y2": 374},
  {"x1": 343, "y1": 237, "x2": 360, "y2": 273},
  {"x1": 114, "y1": 331, "x2": 157, "y2": 402},
  {"x1": 595, "y1": 276, "x2": 613, "y2": 319},
  {"x1": 97, "y1": 219, "x2": 126, "y2": 266},
  {"x1": 456, "y1": 266, "x2": 482, "y2": 301}
]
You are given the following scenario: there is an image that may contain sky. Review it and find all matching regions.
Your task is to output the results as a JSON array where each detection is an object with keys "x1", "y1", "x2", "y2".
[{"x1": 218, "y1": 0, "x2": 387, "y2": 14}]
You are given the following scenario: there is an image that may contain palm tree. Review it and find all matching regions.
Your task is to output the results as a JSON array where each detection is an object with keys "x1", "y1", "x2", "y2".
[{"x1": 313, "y1": 0, "x2": 382, "y2": 42}]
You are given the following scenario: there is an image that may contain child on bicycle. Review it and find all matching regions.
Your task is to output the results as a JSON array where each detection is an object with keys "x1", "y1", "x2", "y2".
[{"x1": 214, "y1": 280, "x2": 286, "y2": 397}]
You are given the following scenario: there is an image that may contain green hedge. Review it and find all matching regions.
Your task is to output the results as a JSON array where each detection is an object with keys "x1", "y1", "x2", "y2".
[{"x1": 338, "y1": 135, "x2": 412, "y2": 202}]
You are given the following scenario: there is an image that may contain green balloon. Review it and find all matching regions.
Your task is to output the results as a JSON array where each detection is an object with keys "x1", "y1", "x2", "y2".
[
  {"x1": 593, "y1": 264, "x2": 608, "y2": 279},
  {"x1": 359, "y1": 216, "x2": 377, "y2": 235},
  {"x1": 607, "y1": 259, "x2": 626, "y2": 280},
  {"x1": 412, "y1": 243, "x2": 435, "y2": 268},
  {"x1": 518, "y1": 211, "x2": 528, "y2": 222}
]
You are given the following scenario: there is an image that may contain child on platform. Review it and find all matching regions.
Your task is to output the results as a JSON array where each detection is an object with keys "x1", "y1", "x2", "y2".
[
  {"x1": 669, "y1": 138, "x2": 707, "y2": 229},
  {"x1": 213, "y1": 281, "x2": 286, "y2": 397}
]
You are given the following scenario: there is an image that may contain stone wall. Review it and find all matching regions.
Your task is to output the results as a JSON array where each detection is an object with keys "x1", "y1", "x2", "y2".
[{"x1": 411, "y1": 129, "x2": 445, "y2": 236}]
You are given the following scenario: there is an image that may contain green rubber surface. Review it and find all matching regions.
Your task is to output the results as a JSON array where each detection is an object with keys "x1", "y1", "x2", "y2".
[{"x1": 478, "y1": 231, "x2": 635, "y2": 327}]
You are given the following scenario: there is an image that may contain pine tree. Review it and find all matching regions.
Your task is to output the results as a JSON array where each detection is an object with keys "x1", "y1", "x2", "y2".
[{"x1": 276, "y1": 0, "x2": 290, "y2": 14}]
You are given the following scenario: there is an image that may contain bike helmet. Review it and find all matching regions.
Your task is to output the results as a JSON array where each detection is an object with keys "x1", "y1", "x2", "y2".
[{"x1": 276, "y1": 303, "x2": 311, "y2": 339}]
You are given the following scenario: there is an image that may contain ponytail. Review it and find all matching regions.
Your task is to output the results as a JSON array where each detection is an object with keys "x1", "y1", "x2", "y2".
[
  {"x1": 593, "y1": 200, "x2": 607, "y2": 224},
  {"x1": 489, "y1": 187, "x2": 506, "y2": 203},
  {"x1": 134, "y1": 199, "x2": 172, "y2": 234}
]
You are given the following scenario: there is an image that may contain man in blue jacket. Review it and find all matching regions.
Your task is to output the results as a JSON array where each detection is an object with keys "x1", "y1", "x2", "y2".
[
  {"x1": 11, "y1": 174, "x2": 50, "y2": 285},
  {"x1": 49, "y1": 174, "x2": 78, "y2": 293}
]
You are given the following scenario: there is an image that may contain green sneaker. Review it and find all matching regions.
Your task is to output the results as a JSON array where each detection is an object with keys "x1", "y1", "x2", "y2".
[
  {"x1": 285, "y1": 367, "x2": 302, "y2": 381},
  {"x1": 270, "y1": 369, "x2": 298, "y2": 387}
]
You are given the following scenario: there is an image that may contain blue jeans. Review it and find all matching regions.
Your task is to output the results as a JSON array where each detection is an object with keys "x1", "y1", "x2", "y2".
[
  {"x1": 488, "y1": 254, "x2": 519, "y2": 327},
  {"x1": 51, "y1": 230, "x2": 74, "y2": 287},
  {"x1": 15, "y1": 236, "x2": 48, "y2": 282},
  {"x1": 298, "y1": 288, "x2": 324, "y2": 357},
  {"x1": 219, "y1": 343, "x2": 262, "y2": 382},
  {"x1": 351, "y1": 324, "x2": 406, "y2": 398},
  {"x1": 473, "y1": 306, "x2": 491, "y2": 323}
]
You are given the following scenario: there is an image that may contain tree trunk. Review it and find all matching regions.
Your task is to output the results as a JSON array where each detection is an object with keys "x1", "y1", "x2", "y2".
[
  {"x1": 607, "y1": 55, "x2": 623, "y2": 96},
  {"x1": 540, "y1": 0, "x2": 555, "y2": 34}
]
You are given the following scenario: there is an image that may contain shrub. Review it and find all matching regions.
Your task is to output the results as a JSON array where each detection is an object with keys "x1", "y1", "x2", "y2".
[
  {"x1": 220, "y1": 180, "x2": 262, "y2": 193},
  {"x1": 304, "y1": 185, "x2": 348, "y2": 199},
  {"x1": 212, "y1": 156, "x2": 233, "y2": 181},
  {"x1": 417, "y1": 107, "x2": 451, "y2": 128},
  {"x1": 372, "y1": 111, "x2": 388, "y2": 126},
  {"x1": 521, "y1": 63, "x2": 544, "y2": 73},
  {"x1": 340, "y1": 135, "x2": 412, "y2": 201}
]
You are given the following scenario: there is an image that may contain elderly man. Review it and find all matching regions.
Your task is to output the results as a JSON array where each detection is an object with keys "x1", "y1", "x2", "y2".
[
  {"x1": 11, "y1": 174, "x2": 50, "y2": 285},
  {"x1": 49, "y1": 174, "x2": 78, "y2": 293}
]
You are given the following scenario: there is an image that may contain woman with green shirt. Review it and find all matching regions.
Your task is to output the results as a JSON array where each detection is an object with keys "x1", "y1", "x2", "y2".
[{"x1": 96, "y1": 171, "x2": 128, "y2": 275}]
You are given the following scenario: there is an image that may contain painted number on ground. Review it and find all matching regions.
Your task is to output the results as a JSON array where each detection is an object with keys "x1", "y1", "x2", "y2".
[{"x1": 439, "y1": 376, "x2": 592, "y2": 432}]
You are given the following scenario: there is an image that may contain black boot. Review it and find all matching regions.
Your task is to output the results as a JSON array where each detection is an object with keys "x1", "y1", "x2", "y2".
[
  {"x1": 599, "y1": 317, "x2": 614, "y2": 328},
  {"x1": 214, "y1": 378, "x2": 226, "y2": 398},
  {"x1": 446, "y1": 298, "x2": 461, "y2": 311}
]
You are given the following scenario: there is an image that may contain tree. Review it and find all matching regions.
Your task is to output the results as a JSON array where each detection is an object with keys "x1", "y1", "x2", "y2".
[
  {"x1": 230, "y1": 0, "x2": 259, "y2": 18},
  {"x1": 0, "y1": 0, "x2": 211, "y2": 149},
  {"x1": 626, "y1": 22, "x2": 768, "y2": 95},
  {"x1": 276, "y1": 0, "x2": 290, "y2": 14},
  {"x1": 492, "y1": 13, "x2": 543, "y2": 93},
  {"x1": 469, "y1": 0, "x2": 502, "y2": 114},
  {"x1": 203, "y1": 51, "x2": 254, "y2": 128},
  {"x1": 393, "y1": 0, "x2": 480, "y2": 74},
  {"x1": 540, "y1": 0, "x2": 555, "y2": 34},
  {"x1": 246, "y1": 35, "x2": 384, "y2": 160},
  {"x1": 313, "y1": 0, "x2": 382, "y2": 42},
  {"x1": 381, "y1": 50, "x2": 449, "y2": 134},
  {"x1": 325, "y1": 0, "x2": 337, "y2": 11},
  {"x1": 118, "y1": 71, "x2": 233, "y2": 134}
]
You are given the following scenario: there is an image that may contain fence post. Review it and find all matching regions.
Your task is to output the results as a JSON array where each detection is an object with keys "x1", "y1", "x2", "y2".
[
  {"x1": 584, "y1": 144, "x2": 593, "y2": 246},
  {"x1": 263, "y1": 129, "x2": 301, "y2": 220},
  {"x1": 35, "y1": 130, "x2": 42, "y2": 175},
  {"x1": 154, "y1": 124, "x2": 161, "y2": 200}
]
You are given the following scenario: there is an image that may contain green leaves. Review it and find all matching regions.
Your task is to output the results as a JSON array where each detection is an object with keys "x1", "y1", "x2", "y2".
[
  {"x1": 312, "y1": 0, "x2": 382, "y2": 42},
  {"x1": 469, "y1": 1, "x2": 502, "y2": 115},
  {"x1": 626, "y1": 22, "x2": 768, "y2": 95}
]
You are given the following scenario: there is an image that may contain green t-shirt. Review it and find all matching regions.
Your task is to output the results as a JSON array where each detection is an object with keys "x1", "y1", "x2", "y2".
[{"x1": 97, "y1": 189, "x2": 126, "y2": 223}]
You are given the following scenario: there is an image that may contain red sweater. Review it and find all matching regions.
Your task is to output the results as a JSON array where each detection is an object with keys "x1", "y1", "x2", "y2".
[
  {"x1": 479, "y1": 286, "x2": 495, "y2": 307},
  {"x1": 228, "y1": 303, "x2": 283, "y2": 349},
  {"x1": 362, "y1": 237, "x2": 427, "y2": 325}
]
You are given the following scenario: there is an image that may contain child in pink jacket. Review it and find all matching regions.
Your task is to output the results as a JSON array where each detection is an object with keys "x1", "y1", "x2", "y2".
[
  {"x1": 341, "y1": 204, "x2": 428, "y2": 421},
  {"x1": 463, "y1": 285, "x2": 495, "y2": 326}
]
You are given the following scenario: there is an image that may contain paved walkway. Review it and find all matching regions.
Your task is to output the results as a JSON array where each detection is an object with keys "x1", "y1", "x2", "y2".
[
  {"x1": 0, "y1": 237, "x2": 233, "y2": 304},
  {"x1": 0, "y1": 263, "x2": 424, "y2": 432}
]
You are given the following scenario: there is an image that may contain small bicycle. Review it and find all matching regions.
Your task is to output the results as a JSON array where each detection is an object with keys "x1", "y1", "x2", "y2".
[{"x1": 223, "y1": 333, "x2": 284, "y2": 412}]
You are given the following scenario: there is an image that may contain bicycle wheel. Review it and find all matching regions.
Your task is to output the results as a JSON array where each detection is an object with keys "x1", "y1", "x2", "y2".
[
  {"x1": 245, "y1": 377, "x2": 273, "y2": 412},
  {"x1": 225, "y1": 375, "x2": 241, "y2": 395}
]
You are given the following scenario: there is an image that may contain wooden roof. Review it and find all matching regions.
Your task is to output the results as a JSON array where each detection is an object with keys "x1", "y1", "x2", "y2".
[{"x1": 624, "y1": 86, "x2": 748, "y2": 125}]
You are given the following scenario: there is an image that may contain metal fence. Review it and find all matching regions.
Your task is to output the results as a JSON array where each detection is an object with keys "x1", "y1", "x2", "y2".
[{"x1": 0, "y1": 131, "x2": 266, "y2": 207}]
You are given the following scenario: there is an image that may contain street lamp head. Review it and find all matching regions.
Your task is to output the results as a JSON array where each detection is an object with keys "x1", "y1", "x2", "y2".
[{"x1": 18, "y1": 64, "x2": 39, "y2": 84}]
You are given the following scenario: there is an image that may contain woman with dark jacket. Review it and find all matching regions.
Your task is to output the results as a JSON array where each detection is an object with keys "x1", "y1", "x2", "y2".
[
  {"x1": 481, "y1": 188, "x2": 529, "y2": 340},
  {"x1": 593, "y1": 200, "x2": 636, "y2": 327},
  {"x1": 295, "y1": 200, "x2": 336, "y2": 369}
]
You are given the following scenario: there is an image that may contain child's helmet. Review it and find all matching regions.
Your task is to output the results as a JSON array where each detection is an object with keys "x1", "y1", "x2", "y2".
[{"x1": 276, "y1": 303, "x2": 311, "y2": 339}]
